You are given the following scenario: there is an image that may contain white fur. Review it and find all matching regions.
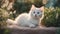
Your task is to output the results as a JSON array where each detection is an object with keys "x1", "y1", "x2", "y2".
[{"x1": 6, "y1": 5, "x2": 44, "y2": 28}]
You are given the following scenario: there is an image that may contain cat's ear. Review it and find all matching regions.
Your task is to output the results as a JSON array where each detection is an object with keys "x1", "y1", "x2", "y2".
[
  {"x1": 39, "y1": 6, "x2": 44, "y2": 11},
  {"x1": 31, "y1": 5, "x2": 36, "y2": 10}
]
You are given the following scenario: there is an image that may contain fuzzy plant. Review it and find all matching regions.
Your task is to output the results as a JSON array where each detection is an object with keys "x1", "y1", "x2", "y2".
[{"x1": 43, "y1": 7, "x2": 60, "y2": 27}]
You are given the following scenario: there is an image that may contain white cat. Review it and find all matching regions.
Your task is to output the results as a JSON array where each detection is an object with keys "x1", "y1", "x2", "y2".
[{"x1": 6, "y1": 5, "x2": 44, "y2": 28}]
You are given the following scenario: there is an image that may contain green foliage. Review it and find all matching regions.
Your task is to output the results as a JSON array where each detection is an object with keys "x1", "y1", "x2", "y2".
[
  {"x1": 0, "y1": 8, "x2": 9, "y2": 28},
  {"x1": 13, "y1": 0, "x2": 43, "y2": 14},
  {"x1": 0, "y1": 9, "x2": 9, "y2": 20},
  {"x1": 0, "y1": 29, "x2": 10, "y2": 34},
  {"x1": 43, "y1": 7, "x2": 60, "y2": 27}
]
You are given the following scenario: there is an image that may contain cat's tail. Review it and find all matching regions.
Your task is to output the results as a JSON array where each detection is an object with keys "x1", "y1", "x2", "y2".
[{"x1": 6, "y1": 19, "x2": 18, "y2": 25}]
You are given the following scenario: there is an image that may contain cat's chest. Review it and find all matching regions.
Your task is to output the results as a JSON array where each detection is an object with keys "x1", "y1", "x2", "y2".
[{"x1": 28, "y1": 18, "x2": 39, "y2": 25}]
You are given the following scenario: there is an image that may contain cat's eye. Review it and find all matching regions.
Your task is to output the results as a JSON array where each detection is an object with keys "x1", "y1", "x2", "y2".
[{"x1": 37, "y1": 12, "x2": 39, "y2": 14}]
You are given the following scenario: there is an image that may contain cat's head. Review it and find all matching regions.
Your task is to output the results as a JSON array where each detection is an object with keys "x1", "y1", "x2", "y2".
[{"x1": 29, "y1": 5, "x2": 44, "y2": 19}]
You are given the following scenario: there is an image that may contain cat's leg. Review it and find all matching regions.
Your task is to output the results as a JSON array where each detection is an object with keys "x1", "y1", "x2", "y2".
[
  {"x1": 6, "y1": 19, "x2": 18, "y2": 25},
  {"x1": 29, "y1": 24, "x2": 35, "y2": 28},
  {"x1": 19, "y1": 23, "x2": 35, "y2": 28},
  {"x1": 29, "y1": 24, "x2": 36, "y2": 28}
]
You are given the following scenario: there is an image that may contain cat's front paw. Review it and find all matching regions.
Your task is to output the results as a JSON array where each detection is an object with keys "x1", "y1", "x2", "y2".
[{"x1": 29, "y1": 24, "x2": 36, "y2": 28}]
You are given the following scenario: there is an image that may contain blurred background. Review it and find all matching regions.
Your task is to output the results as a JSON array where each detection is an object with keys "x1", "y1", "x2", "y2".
[{"x1": 0, "y1": 0, "x2": 60, "y2": 34}]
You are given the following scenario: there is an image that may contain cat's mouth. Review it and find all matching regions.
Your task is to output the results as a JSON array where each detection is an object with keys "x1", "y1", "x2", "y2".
[
  {"x1": 35, "y1": 15, "x2": 39, "y2": 18},
  {"x1": 35, "y1": 15, "x2": 40, "y2": 18},
  {"x1": 34, "y1": 15, "x2": 42, "y2": 19}
]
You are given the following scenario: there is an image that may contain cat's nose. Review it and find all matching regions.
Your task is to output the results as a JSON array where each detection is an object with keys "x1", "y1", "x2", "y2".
[{"x1": 35, "y1": 15, "x2": 37, "y2": 17}]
